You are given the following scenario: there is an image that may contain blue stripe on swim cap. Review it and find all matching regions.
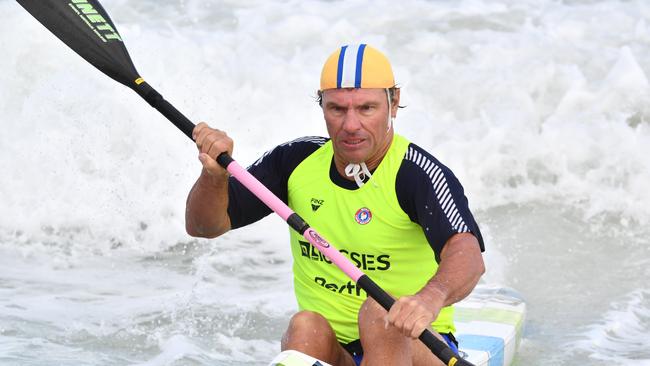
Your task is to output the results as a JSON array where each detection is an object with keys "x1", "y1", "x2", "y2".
[
  {"x1": 336, "y1": 45, "x2": 348, "y2": 89},
  {"x1": 354, "y1": 44, "x2": 366, "y2": 88}
]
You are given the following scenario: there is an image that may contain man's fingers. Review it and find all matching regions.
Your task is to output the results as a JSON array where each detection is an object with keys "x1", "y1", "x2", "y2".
[
  {"x1": 198, "y1": 133, "x2": 215, "y2": 154},
  {"x1": 387, "y1": 299, "x2": 410, "y2": 332},
  {"x1": 192, "y1": 121, "x2": 208, "y2": 141},
  {"x1": 195, "y1": 127, "x2": 214, "y2": 151},
  {"x1": 387, "y1": 297, "x2": 434, "y2": 339},
  {"x1": 401, "y1": 309, "x2": 420, "y2": 337},
  {"x1": 386, "y1": 300, "x2": 403, "y2": 328},
  {"x1": 192, "y1": 123, "x2": 233, "y2": 159},
  {"x1": 396, "y1": 300, "x2": 419, "y2": 336},
  {"x1": 206, "y1": 138, "x2": 230, "y2": 159},
  {"x1": 198, "y1": 153, "x2": 223, "y2": 176},
  {"x1": 409, "y1": 315, "x2": 431, "y2": 339}
]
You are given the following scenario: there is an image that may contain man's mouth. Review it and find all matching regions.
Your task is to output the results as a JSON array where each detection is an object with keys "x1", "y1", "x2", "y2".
[{"x1": 342, "y1": 138, "x2": 365, "y2": 146}]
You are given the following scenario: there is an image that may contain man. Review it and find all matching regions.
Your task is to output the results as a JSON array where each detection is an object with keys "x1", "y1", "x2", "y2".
[{"x1": 186, "y1": 44, "x2": 485, "y2": 366}]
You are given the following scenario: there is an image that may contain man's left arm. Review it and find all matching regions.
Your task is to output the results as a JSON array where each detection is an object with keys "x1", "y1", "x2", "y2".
[
  {"x1": 386, "y1": 232, "x2": 485, "y2": 339},
  {"x1": 390, "y1": 145, "x2": 485, "y2": 338}
]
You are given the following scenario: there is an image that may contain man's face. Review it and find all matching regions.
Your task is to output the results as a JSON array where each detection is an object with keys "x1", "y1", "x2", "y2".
[{"x1": 321, "y1": 88, "x2": 398, "y2": 167}]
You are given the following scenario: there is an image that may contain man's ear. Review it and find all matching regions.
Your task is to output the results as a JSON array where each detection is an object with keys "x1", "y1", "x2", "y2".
[{"x1": 392, "y1": 88, "x2": 401, "y2": 117}]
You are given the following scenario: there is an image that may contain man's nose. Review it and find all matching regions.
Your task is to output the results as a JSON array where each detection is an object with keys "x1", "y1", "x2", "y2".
[{"x1": 342, "y1": 109, "x2": 362, "y2": 132}]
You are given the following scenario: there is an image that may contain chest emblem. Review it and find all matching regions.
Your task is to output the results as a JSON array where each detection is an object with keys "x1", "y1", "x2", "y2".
[
  {"x1": 311, "y1": 198, "x2": 324, "y2": 211},
  {"x1": 355, "y1": 207, "x2": 372, "y2": 225}
]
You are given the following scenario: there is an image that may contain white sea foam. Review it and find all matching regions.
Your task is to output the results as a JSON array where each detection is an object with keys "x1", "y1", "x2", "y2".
[
  {"x1": 3, "y1": 0, "x2": 650, "y2": 245},
  {"x1": 571, "y1": 289, "x2": 650, "y2": 365}
]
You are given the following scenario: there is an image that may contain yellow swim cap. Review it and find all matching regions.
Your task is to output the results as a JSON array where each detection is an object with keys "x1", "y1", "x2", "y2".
[{"x1": 320, "y1": 44, "x2": 395, "y2": 91}]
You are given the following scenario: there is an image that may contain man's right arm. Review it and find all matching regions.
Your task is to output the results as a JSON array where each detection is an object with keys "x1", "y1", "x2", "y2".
[
  {"x1": 185, "y1": 122, "x2": 233, "y2": 238},
  {"x1": 186, "y1": 130, "x2": 327, "y2": 238}
]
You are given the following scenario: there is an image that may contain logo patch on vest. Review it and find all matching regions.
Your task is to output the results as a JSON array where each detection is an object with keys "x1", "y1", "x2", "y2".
[
  {"x1": 311, "y1": 198, "x2": 324, "y2": 211},
  {"x1": 354, "y1": 207, "x2": 372, "y2": 225}
]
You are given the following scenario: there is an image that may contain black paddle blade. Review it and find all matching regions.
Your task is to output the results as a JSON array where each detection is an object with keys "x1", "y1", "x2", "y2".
[{"x1": 17, "y1": 0, "x2": 140, "y2": 88}]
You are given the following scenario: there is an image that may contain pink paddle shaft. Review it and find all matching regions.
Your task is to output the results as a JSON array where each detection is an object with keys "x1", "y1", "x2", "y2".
[{"x1": 226, "y1": 160, "x2": 364, "y2": 282}]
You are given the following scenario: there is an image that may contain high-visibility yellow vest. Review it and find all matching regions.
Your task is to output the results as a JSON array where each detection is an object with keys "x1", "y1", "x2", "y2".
[{"x1": 287, "y1": 134, "x2": 454, "y2": 343}]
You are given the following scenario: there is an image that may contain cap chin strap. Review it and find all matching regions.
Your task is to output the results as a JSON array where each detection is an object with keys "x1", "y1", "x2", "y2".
[
  {"x1": 386, "y1": 88, "x2": 393, "y2": 133},
  {"x1": 344, "y1": 88, "x2": 393, "y2": 188},
  {"x1": 345, "y1": 162, "x2": 372, "y2": 187}
]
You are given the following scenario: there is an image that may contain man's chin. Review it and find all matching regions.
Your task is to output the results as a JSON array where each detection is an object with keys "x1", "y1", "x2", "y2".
[
  {"x1": 336, "y1": 148, "x2": 368, "y2": 163},
  {"x1": 340, "y1": 155, "x2": 366, "y2": 164}
]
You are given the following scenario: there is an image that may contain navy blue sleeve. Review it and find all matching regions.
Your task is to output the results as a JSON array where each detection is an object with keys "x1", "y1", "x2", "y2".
[
  {"x1": 396, "y1": 143, "x2": 484, "y2": 262},
  {"x1": 227, "y1": 136, "x2": 328, "y2": 229}
]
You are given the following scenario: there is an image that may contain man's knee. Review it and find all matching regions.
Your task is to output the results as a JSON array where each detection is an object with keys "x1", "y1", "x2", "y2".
[
  {"x1": 357, "y1": 297, "x2": 387, "y2": 331},
  {"x1": 282, "y1": 311, "x2": 335, "y2": 350},
  {"x1": 282, "y1": 311, "x2": 354, "y2": 365},
  {"x1": 357, "y1": 299, "x2": 446, "y2": 365},
  {"x1": 286, "y1": 310, "x2": 331, "y2": 331}
]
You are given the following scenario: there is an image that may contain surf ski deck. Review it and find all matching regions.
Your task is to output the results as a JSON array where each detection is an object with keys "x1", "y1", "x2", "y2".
[{"x1": 268, "y1": 285, "x2": 525, "y2": 366}]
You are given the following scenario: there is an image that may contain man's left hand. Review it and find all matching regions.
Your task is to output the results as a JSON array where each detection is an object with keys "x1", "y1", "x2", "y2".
[{"x1": 385, "y1": 291, "x2": 444, "y2": 339}]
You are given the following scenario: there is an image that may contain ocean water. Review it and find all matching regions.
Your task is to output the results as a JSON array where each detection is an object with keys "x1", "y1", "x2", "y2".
[{"x1": 1, "y1": 0, "x2": 649, "y2": 365}]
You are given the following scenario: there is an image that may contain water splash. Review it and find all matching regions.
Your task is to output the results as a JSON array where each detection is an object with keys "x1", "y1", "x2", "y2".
[{"x1": 571, "y1": 289, "x2": 650, "y2": 365}]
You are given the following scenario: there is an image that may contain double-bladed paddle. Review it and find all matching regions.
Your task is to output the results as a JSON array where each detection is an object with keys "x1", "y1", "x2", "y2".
[{"x1": 16, "y1": 1, "x2": 473, "y2": 365}]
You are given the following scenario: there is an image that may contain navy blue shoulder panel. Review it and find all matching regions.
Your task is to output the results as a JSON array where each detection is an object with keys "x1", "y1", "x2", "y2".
[
  {"x1": 227, "y1": 137, "x2": 328, "y2": 229},
  {"x1": 396, "y1": 143, "x2": 484, "y2": 261}
]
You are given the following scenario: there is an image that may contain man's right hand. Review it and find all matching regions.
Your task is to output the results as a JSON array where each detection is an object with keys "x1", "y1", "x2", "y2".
[
  {"x1": 186, "y1": 122, "x2": 233, "y2": 238},
  {"x1": 192, "y1": 122, "x2": 234, "y2": 177}
]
